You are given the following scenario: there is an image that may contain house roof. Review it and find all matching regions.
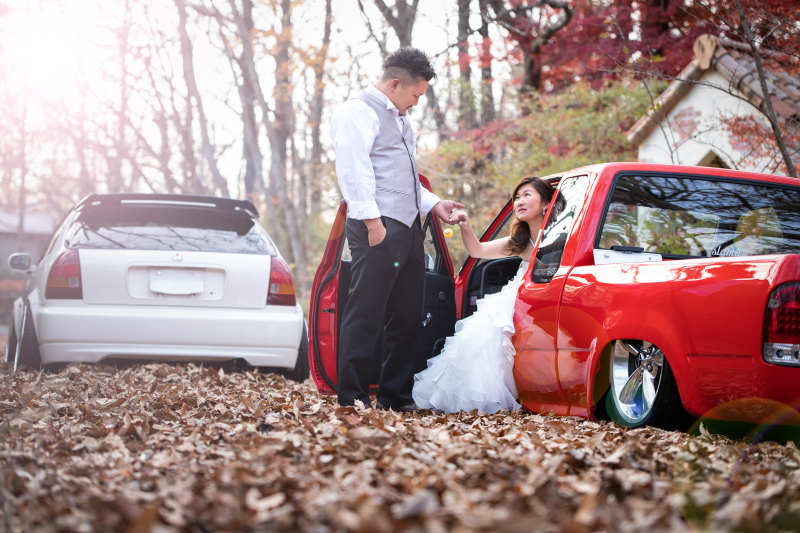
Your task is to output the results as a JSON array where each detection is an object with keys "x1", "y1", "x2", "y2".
[{"x1": 626, "y1": 34, "x2": 800, "y2": 147}]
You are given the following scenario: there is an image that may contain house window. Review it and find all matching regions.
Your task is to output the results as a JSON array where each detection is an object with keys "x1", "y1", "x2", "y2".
[{"x1": 697, "y1": 150, "x2": 730, "y2": 169}]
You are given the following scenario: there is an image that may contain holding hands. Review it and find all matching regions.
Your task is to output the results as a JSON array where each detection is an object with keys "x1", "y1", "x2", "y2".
[
  {"x1": 431, "y1": 200, "x2": 465, "y2": 225},
  {"x1": 449, "y1": 208, "x2": 469, "y2": 226}
]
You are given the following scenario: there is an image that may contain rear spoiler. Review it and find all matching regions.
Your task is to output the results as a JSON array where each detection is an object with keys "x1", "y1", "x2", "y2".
[{"x1": 75, "y1": 193, "x2": 260, "y2": 219}]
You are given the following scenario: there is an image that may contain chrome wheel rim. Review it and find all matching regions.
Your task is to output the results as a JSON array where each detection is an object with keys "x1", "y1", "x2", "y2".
[{"x1": 611, "y1": 341, "x2": 664, "y2": 424}]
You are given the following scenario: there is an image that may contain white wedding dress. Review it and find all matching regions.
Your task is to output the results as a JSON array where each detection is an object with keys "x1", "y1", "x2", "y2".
[{"x1": 412, "y1": 259, "x2": 527, "y2": 414}]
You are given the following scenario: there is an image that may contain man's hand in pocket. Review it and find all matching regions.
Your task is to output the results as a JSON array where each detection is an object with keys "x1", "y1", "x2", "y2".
[{"x1": 365, "y1": 218, "x2": 386, "y2": 246}]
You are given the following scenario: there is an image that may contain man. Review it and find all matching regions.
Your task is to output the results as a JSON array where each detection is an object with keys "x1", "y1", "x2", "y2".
[{"x1": 330, "y1": 47, "x2": 463, "y2": 411}]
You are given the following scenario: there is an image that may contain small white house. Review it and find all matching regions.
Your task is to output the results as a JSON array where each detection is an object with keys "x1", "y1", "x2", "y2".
[{"x1": 626, "y1": 34, "x2": 800, "y2": 174}]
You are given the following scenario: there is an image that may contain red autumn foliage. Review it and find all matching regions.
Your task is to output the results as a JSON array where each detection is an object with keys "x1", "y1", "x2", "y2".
[
  {"x1": 488, "y1": 0, "x2": 799, "y2": 97},
  {"x1": 722, "y1": 115, "x2": 800, "y2": 176}
]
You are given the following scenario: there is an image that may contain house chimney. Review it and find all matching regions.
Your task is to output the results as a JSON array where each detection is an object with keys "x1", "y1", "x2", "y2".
[{"x1": 694, "y1": 34, "x2": 718, "y2": 70}]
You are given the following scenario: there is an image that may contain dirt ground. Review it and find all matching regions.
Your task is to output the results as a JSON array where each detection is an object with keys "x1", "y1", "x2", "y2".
[{"x1": 1, "y1": 353, "x2": 799, "y2": 532}]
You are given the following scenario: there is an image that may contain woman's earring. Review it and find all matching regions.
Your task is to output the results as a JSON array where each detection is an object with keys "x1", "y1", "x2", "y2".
[{"x1": 542, "y1": 208, "x2": 547, "y2": 216}]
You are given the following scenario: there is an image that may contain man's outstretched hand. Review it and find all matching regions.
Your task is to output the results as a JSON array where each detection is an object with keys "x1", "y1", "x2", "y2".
[{"x1": 431, "y1": 200, "x2": 466, "y2": 225}]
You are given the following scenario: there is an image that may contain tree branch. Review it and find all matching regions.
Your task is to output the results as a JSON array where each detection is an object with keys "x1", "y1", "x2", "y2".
[{"x1": 733, "y1": 0, "x2": 796, "y2": 177}]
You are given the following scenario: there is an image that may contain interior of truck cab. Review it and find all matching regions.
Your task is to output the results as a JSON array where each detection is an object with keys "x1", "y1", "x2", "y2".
[{"x1": 458, "y1": 207, "x2": 520, "y2": 317}]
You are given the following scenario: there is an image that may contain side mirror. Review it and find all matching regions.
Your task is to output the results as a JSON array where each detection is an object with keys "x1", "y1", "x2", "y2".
[
  {"x1": 8, "y1": 253, "x2": 33, "y2": 273},
  {"x1": 424, "y1": 252, "x2": 435, "y2": 271}
]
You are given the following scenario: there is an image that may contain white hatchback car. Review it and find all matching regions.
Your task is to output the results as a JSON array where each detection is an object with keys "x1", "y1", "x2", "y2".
[{"x1": 5, "y1": 193, "x2": 308, "y2": 380}]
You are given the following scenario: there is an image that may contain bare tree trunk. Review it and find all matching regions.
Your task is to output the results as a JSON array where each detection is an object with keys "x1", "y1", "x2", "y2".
[
  {"x1": 205, "y1": 3, "x2": 286, "y2": 252},
  {"x1": 112, "y1": 0, "x2": 133, "y2": 193},
  {"x1": 178, "y1": 68, "x2": 200, "y2": 193},
  {"x1": 373, "y1": 0, "x2": 420, "y2": 47},
  {"x1": 136, "y1": 47, "x2": 182, "y2": 193},
  {"x1": 308, "y1": 0, "x2": 332, "y2": 216},
  {"x1": 16, "y1": 88, "x2": 27, "y2": 252},
  {"x1": 230, "y1": 0, "x2": 309, "y2": 289},
  {"x1": 478, "y1": 0, "x2": 495, "y2": 125},
  {"x1": 733, "y1": 0, "x2": 797, "y2": 177},
  {"x1": 370, "y1": 0, "x2": 446, "y2": 139},
  {"x1": 267, "y1": 0, "x2": 309, "y2": 289},
  {"x1": 457, "y1": 0, "x2": 477, "y2": 130},
  {"x1": 175, "y1": 0, "x2": 229, "y2": 196},
  {"x1": 240, "y1": 82, "x2": 263, "y2": 199},
  {"x1": 74, "y1": 91, "x2": 93, "y2": 198}
]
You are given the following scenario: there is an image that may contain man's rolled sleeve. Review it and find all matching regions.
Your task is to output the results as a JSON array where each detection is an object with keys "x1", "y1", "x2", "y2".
[
  {"x1": 346, "y1": 200, "x2": 381, "y2": 220},
  {"x1": 419, "y1": 187, "x2": 442, "y2": 217},
  {"x1": 330, "y1": 102, "x2": 381, "y2": 220}
]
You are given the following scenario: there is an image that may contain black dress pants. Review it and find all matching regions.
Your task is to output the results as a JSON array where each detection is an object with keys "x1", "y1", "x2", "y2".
[{"x1": 338, "y1": 216, "x2": 425, "y2": 407}]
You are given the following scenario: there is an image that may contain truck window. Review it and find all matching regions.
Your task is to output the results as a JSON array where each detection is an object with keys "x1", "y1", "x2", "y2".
[
  {"x1": 597, "y1": 174, "x2": 800, "y2": 258},
  {"x1": 532, "y1": 176, "x2": 590, "y2": 283}
]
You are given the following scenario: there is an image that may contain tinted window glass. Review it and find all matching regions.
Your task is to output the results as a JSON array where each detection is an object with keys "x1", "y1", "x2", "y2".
[
  {"x1": 65, "y1": 206, "x2": 276, "y2": 255},
  {"x1": 598, "y1": 175, "x2": 800, "y2": 258},
  {"x1": 423, "y1": 215, "x2": 438, "y2": 272},
  {"x1": 532, "y1": 176, "x2": 590, "y2": 283}
]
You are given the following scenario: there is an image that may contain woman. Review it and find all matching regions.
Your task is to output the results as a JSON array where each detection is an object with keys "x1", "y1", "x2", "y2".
[{"x1": 413, "y1": 176, "x2": 556, "y2": 414}]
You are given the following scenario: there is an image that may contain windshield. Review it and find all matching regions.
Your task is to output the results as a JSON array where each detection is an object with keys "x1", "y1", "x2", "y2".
[
  {"x1": 598, "y1": 174, "x2": 800, "y2": 258},
  {"x1": 65, "y1": 206, "x2": 276, "y2": 255}
]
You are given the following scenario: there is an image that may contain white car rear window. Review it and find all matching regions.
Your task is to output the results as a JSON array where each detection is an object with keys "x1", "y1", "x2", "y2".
[{"x1": 65, "y1": 206, "x2": 277, "y2": 255}]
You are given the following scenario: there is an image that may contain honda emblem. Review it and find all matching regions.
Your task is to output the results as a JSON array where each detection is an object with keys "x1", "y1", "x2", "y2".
[{"x1": 172, "y1": 252, "x2": 183, "y2": 262}]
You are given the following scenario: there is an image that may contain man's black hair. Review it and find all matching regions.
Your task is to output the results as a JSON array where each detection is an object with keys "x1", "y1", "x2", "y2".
[{"x1": 380, "y1": 47, "x2": 436, "y2": 85}]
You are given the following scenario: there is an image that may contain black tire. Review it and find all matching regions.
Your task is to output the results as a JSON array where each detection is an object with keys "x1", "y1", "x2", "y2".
[
  {"x1": 5, "y1": 308, "x2": 18, "y2": 364},
  {"x1": 606, "y1": 343, "x2": 695, "y2": 431},
  {"x1": 15, "y1": 305, "x2": 42, "y2": 371},
  {"x1": 277, "y1": 320, "x2": 309, "y2": 382}
]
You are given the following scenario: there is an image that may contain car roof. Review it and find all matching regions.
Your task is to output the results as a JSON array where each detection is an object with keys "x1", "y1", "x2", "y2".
[
  {"x1": 563, "y1": 162, "x2": 800, "y2": 187},
  {"x1": 75, "y1": 193, "x2": 260, "y2": 219}
]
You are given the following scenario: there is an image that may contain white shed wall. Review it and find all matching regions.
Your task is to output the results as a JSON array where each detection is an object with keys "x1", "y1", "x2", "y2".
[{"x1": 637, "y1": 70, "x2": 778, "y2": 173}]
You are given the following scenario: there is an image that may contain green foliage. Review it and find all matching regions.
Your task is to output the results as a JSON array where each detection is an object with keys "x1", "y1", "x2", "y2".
[{"x1": 420, "y1": 79, "x2": 660, "y2": 268}]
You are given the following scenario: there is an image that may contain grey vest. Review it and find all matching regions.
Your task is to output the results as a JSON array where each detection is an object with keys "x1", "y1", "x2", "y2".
[{"x1": 353, "y1": 90, "x2": 422, "y2": 227}]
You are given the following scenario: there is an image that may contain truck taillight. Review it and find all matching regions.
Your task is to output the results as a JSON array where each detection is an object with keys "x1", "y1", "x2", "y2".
[
  {"x1": 45, "y1": 250, "x2": 83, "y2": 299},
  {"x1": 764, "y1": 282, "x2": 800, "y2": 366},
  {"x1": 267, "y1": 256, "x2": 296, "y2": 306}
]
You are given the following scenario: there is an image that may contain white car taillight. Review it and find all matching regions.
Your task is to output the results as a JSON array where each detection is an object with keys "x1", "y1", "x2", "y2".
[
  {"x1": 45, "y1": 250, "x2": 83, "y2": 299},
  {"x1": 267, "y1": 256, "x2": 296, "y2": 306},
  {"x1": 764, "y1": 282, "x2": 800, "y2": 366}
]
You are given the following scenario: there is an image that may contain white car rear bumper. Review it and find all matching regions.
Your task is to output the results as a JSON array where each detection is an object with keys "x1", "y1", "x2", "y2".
[{"x1": 31, "y1": 301, "x2": 304, "y2": 368}]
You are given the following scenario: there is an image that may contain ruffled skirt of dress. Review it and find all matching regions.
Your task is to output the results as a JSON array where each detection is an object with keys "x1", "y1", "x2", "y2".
[{"x1": 412, "y1": 266, "x2": 524, "y2": 414}]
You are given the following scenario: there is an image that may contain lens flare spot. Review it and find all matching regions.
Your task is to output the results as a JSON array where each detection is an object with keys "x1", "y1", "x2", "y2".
[
  {"x1": 672, "y1": 398, "x2": 800, "y2": 532},
  {"x1": 313, "y1": 209, "x2": 344, "y2": 240}
]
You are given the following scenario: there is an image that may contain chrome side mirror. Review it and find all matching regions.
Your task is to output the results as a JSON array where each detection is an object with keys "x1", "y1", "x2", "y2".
[
  {"x1": 424, "y1": 252, "x2": 435, "y2": 271},
  {"x1": 8, "y1": 253, "x2": 33, "y2": 272}
]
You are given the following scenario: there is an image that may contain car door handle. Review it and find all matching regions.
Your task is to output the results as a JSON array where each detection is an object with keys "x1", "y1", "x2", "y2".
[{"x1": 422, "y1": 312, "x2": 431, "y2": 327}]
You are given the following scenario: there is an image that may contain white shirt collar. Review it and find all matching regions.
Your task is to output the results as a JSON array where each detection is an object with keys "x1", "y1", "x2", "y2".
[{"x1": 367, "y1": 84, "x2": 401, "y2": 115}]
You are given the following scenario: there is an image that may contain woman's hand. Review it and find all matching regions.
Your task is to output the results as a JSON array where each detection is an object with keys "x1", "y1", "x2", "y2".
[{"x1": 450, "y1": 209, "x2": 469, "y2": 226}]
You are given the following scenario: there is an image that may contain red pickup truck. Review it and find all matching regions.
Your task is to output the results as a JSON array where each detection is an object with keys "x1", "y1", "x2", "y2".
[{"x1": 309, "y1": 163, "x2": 800, "y2": 430}]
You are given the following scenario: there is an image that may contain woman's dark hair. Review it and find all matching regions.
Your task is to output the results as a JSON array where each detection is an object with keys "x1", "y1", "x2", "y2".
[
  {"x1": 381, "y1": 47, "x2": 437, "y2": 84},
  {"x1": 505, "y1": 176, "x2": 555, "y2": 256}
]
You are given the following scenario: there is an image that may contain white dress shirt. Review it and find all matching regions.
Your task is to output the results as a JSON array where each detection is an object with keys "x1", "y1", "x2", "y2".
[{"x1": 329, "y1": 84, "x2": 441, "y2": 220}]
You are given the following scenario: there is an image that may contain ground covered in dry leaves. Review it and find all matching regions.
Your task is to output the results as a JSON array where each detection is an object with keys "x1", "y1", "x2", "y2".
[{"x1": 1, "y1": 361, "x2": 799, "y2": 533}]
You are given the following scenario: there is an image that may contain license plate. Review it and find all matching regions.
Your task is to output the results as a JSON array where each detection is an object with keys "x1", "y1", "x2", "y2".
[{"x1": 149, "y1": 269, "x2": 204, "y2": 295}]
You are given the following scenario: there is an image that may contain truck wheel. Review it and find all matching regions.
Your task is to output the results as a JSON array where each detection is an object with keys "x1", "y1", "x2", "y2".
[
  {"x1": 5, "y1": 308, "x2": 18, "y2": 364},
  {"x1": 607, "y1": 340, "x2": 694, "y2": 431},
  {"x1": 277, "y1": 320, "x2": 309, "y2": 383},
  {"x1": 15, "y1": 305, "x2": 42, "y2": 371}
]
